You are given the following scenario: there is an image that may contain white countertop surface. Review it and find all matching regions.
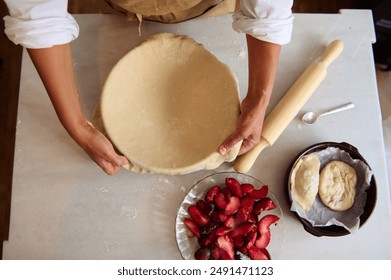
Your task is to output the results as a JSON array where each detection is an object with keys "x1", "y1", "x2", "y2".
[{"x1": 3, "y1": 10, "x2": 391, "y2": 260}]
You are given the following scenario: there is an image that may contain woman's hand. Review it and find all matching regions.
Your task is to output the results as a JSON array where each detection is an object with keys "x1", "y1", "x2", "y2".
[
  {"x1": 28, "y1": 44, "x2": 128, "y2": 175},
  {"x1": 219, "y1": 91, "x2": 269, "y2": 156},
  {"x1": 76, "y1": 121, "x2": 129, "y2": 175},
  {"x1": 219, "y1": 35, "x2": 281, "y2": 157}
]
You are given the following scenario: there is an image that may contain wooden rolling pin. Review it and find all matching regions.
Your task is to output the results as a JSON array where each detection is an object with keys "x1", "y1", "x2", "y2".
[{"x1": 234, "y1": 40, "x2": 344, "y2": 173}]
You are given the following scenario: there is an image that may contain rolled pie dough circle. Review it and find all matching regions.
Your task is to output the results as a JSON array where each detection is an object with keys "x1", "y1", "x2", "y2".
[{"x1": 100, "y1": 33, "x2": 241, "y2": 174}]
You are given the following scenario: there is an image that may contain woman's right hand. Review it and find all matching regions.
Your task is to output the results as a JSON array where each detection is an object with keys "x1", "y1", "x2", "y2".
[
  {"x1": 76, "y1": 120, "x2": 129, "y2": 175},
  {"x1": 27, "y1": 44, "x2": 128, "y2": 175}
]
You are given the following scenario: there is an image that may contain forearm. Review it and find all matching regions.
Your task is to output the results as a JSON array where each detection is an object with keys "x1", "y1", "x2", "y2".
[
  {"x1": 27, "y1": 43, "x2": 88, "y2": 141},
  {"x1": 245, "y1": 34, "x2": 281, "y2": 117},
  {"x1": 218, "y1": 35, "x2": 281, "y2": 155},
  {"x1": 27, "y1": 43, "x2": 128, "y2": 174}
]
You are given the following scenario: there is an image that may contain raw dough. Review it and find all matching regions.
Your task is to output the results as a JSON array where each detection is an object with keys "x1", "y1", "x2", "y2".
[
  {"x1": 319, "y1": 160, "x2": 357, "y2": 211},
  {"x1": 290, "y1": 154, "x2": 321, "y2": 211},
  {"x1": 99, "y1": 33, "x2": 241, "y2": 174}
]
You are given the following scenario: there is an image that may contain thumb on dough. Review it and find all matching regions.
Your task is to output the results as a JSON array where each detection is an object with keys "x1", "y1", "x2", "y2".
[{"x1": 218, "y1": 132, "x2": 243, "y2": 156}]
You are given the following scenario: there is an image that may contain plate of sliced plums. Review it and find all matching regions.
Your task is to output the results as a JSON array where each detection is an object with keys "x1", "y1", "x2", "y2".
[{"x1": 175, "y1": 172, "x2": 284, "y2": 260}]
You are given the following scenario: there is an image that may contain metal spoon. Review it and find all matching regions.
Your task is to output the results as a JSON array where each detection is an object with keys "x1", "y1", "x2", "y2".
[{"x1": 302, "y1": 102, "x2": 355, "y2": 125}]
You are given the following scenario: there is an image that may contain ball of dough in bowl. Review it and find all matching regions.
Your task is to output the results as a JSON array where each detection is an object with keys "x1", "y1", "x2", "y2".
[
  {"x1": 290, "y1": 154, "x2": 321, "y2": 211},
  {"x1": 319, "y1": 160, "x2": 357, "y2": 211}
]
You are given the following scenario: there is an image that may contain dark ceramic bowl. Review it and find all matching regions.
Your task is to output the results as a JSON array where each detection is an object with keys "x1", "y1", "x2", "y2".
[{"x1": 285, "y1": 142, "x2": 377, "y2": 237}]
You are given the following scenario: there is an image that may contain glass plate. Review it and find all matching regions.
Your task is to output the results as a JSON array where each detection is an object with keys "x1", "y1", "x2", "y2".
[{"x1": 175, "y1": 172, "x2": 285, "y2": 260}]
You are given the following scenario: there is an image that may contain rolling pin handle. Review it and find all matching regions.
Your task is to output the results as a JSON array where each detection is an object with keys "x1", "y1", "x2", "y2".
[
  {"x1": 234, "y1": 138, "x2": 270, "y2": 173},
  {"x1": 318, "y1": 40, "x2": 344, "y2": 68}
]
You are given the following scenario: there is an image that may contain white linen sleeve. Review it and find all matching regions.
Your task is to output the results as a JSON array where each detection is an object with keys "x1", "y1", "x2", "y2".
[
  {"x1": 232, "y1": 0, "x2": 294, "y2": 45},
  {"x1": 3, "y1": 0, "x2": 79, "y2": 48}
]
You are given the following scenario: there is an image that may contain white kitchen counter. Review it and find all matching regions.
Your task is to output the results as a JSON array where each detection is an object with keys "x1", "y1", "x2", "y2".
[{"x1": 3, "y1": 10, "x2": 391, "y2": 259}]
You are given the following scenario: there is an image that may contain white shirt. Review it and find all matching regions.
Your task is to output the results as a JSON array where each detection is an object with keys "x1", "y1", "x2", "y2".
[
  {"x1": 3, "y1": 0, "x2": 293, "y2": 49},
  {"x1": 234, "y1": 0, "x2": 294, "y2": 45}
]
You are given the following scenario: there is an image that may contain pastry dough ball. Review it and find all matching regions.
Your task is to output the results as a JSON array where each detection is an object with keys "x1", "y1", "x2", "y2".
[
  {"x1": 290, "y1": 154, "x2": 321, "y2": 211},
  {"x1": 319, "y1": 161, "x2": 357, "y2": 211}
]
